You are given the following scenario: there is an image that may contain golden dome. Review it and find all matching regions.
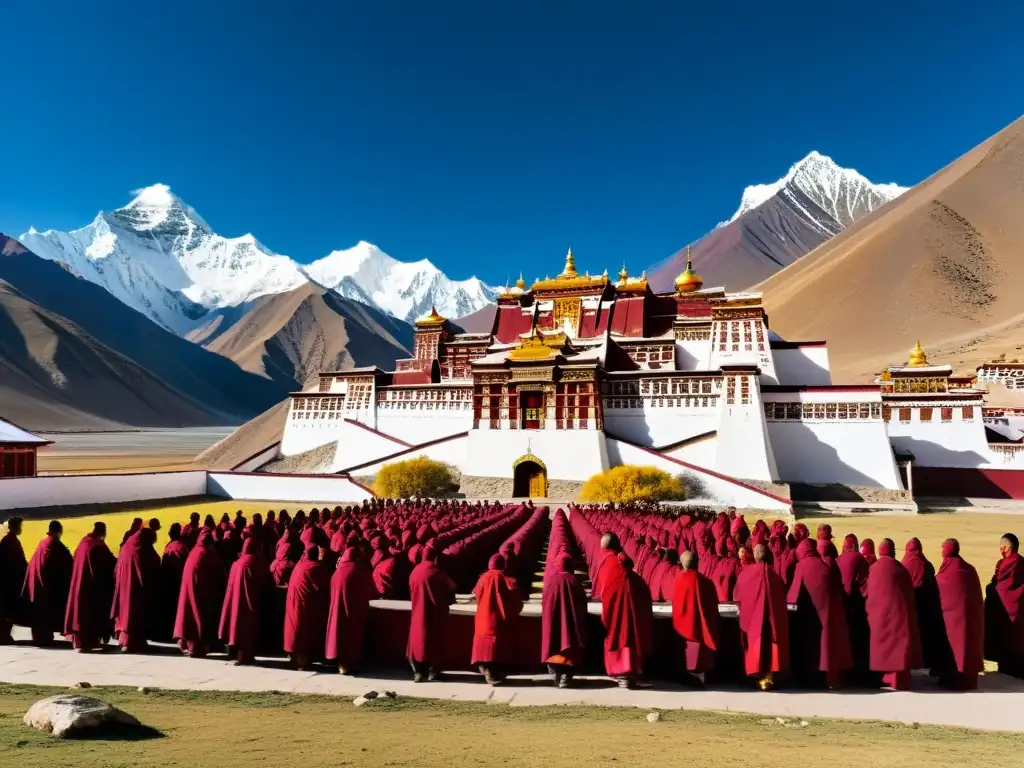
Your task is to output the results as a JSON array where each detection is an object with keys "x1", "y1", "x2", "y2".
[
  {"x1": 515, "y1": 273, "x2": 526, "y2": 290},
  {"x1": 560, "y1": 246, "x2": 578, "y2": 278},
  {"x1": 415, "y1": 306, "x2": 446, "y2": 328},
  {"x1": 674, "y1": 246, "x2": 703, "y2": 293},
  {"x1": 907, "y1": 340, "x2": 929, "y2": 367},
  {"x1": 618, "y1": 264, "x2": 629, "y2": 283}
]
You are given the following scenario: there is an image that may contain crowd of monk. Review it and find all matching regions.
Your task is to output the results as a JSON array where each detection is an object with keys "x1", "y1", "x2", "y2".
[{"x1": 0, "y1": 501, "x2": 1022, "y2": 693}]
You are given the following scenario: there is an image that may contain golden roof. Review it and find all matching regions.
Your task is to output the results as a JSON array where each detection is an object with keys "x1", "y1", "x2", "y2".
[
  {"x1": 618, "y1": 264, "x2": 629, "y2": 283},
  {"x1": 515, "y1": 273, "x2": 526, "y2": 290},
  {"x1": 907, "y1": 340, "x2": 929, "y2": 367},
  {"x1": 674, "y1": 246, "x2": 703, "y2": 293},
  {"x1": 508, "y1": 329, "x2": 568, "y2": 361},
  {"x1": 414, "y1": 306, "x2": 447, "y2": 328},
  {"x1": 530, "y1": 246, "x2": 609, "y2": 292}
]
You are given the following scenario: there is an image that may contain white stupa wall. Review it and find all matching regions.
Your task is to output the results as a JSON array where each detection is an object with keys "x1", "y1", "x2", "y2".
[
  {"x1": 376, "y1": 406, "x2": 473, "y2": 444},
  {"x1": 335, "y1": 433, "x2": 471, "y2": 476},
  {"x1": 674, "y1": 338, "x2": 713, "y2": 370},
  {"x1": 281, "y1": 406, "x2": 345, "y2": 456},
  {"x1": 603, "y1": 406, "x2": 719, "y2": 448},
  {"x1": 661, "y1": 436, "x2": 718, "y2": 468}
]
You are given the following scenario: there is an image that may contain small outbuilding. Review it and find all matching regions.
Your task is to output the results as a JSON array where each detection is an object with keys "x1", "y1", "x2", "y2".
[{"x1": 0, "y1": 416, "x2": 51, "y2": 477}]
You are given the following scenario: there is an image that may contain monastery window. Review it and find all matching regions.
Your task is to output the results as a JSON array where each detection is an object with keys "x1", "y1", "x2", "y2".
[
  {"x1": 838, "y1": 403, "x2": 848, "y2": 419},
  {"x1": 859, "y1": 404, "x2": 871, "y2": 419},
  {"x1": 883, "y1": 406, "x2": 892, "y2": 422},
  {"x1": 899, "y1": 408, "x2": 912, "y2": 423},
  {"x1": 920, "y1": 407, "x2": 933, "y2": 422},
  {"x1": 318, "y1": 377, "x2": 332, "y2": 393},
  {"x1": 726, "y1": 377, "x2": 736, "y2": 405},
  {"x1": 941, "y1": 407, "x2": 953, "y2": 423},
  {"x1": 871, "y1": 403, "x2": 882, "y2": 419},
  {"x1": 825, "y1": 403, "x2": 837, "y2": 419},
  {"x1": 962, "y1": 406, "x2": 975, "y2": 421},
  {"x1": 702, "y1": 381, "x2": 712, "y2": 394},
  {"x1": 814, "y1": 404, "x2": 826, "y2": 419},
  {"x1": 786, "y1": 403, "x2": 801, "y2": 420},
  {"x1": 740, "y1": 377, "x2": 750, "y2": 405}
]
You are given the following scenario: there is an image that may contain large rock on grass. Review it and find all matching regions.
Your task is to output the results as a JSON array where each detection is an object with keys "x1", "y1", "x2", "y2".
[{"x1": 24, "y1": 694, "x2": 140, "y2": 738}]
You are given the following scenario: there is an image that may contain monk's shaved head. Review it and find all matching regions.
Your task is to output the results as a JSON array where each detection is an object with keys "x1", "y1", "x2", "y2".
[
  {"x1": 681, "y1": 551, "x2": 698, "y2": 571},
  {"x1": 1002, "y1": 533, "x2": 1019, "y2": 553},
  {"x1": 753, "y1": 543, "x2": 769, "y2": 563},
  {"x1": 601, "y1": 532, "x2": 621, "y2": 552}
]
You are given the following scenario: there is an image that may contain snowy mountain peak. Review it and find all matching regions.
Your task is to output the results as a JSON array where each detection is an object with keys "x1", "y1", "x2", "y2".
[
  {"x1": 20, "y1": 187, "x2": 497, "y2": 334},
  {"x1": 722, "y1": 151, "x2": 908, "y2": 227}
]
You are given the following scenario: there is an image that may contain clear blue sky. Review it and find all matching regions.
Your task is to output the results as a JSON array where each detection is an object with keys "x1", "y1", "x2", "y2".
[{"x1": 1, "y1": 0, "x2": 1020, "y2": 284}]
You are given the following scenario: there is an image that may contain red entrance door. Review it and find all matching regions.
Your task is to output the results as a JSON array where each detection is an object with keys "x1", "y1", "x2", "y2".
[{"x1": 521, "y1": 391, "x2": 544, "y2": 429}]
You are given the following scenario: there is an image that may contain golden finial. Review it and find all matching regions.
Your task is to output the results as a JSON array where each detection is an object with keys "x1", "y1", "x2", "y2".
[
  {"x1": 674, "y1": 245, "x2": 703, "y2": 293},
  {"x1": 561, "y1": 246, "x2": 578, "y2": 278},
  {"x1": 618, "y1": 263, "x2": 629, "y2": 282},
  {"x1": 515, "y1": 272, "x2": 526, "y2": 290},
  {"x1": 907, "y1": 340, "x2": 929, "y2": 367},
  {"x1": 415, "y1": 305, "x2": 447, "y2": 327}
]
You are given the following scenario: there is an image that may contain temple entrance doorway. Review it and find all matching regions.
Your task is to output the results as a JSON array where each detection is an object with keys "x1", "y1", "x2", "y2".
[{"x1": 512, "y1": 454, "x2": 547, "y2": 498}]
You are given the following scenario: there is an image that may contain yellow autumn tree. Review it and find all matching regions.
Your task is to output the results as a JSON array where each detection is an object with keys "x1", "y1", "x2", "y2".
[
  {"x1": 579, "y1": 465, "x2": 686, "y2": 503},
  {"x1": 374, "y1": 457, "x2": 455, "y2": 498}
]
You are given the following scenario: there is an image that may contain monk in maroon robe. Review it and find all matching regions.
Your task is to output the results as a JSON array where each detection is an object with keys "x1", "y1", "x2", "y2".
[
  {"x1": 219, "y1": 537, "x2": 270, "y2": 665},
  {"x1": 111, "y1": 527, "x2": 160, "y2": 652},
  {"x1": 173, "y1": 528, "x2": 227, "y2": 657},
  {"x1": 787, "y1": 539, "x2": 852, "y2": 688},
  {"x1": 21, "y1": 521, "x2": 73, "y2": 646},
  {"x1": 155, "y1": 523, "x2": 189, "y2": 641},
  {"x1": 181, "y1": 512, "x2": 202, "y2": 548},
  {"x1": 283, "y1": 544, "x2": 331, "y2": 670},
  {"x1": 600, "y1": 553, "x2": 653, "y2": 689},
  {"x1": 407, "y1": 544, "x2": 456, "y2": 682},
  {"x1": 120, "y1": 518, "x2": 143, "y2": 547},
  {"x1": 471, "y1": 554, "x2": 523, "y2": 685},
  {"x1": 902, "y1": 537, "x2": 941, "y2": 672},
  {"x1": 591, "y1": 532, "x2": 622, "y2": 600},
  {"x1": 985, "y1": 532, "x2": 1024, "y2": 677},
  {"x1": 836, "y1": 533, "x2": 870, "y2": 680},
  {"x1": 0, "y1": 517, "x2": 28, "y2": 643},
  {"x1": 733, "y1": 544, "x2": 789, "y2": 690},
  {"x1": 541, "y1": 553, "x2": 588, "y2": 688},
  {"x1": 934, "y1": 539, "x2": 984, "y2": 690},
  {"x1": 671, "y1": 551, "x2": 719, "y2": 686},
  {"x1": 370, "y1": 538, "x2": 397, "y2": 598},
  {"x1": 271, "y1": 529, "x2": 301, "y2": 587},
  {"x1": 865, "y1": 538, "x2": 922, "y2": 690},
  {"x1": 64, "y1": 523, "x2": 116, "y2": 652},
  {"x1": 325, "y1": 547, "x2": 377, "y2": 674}
]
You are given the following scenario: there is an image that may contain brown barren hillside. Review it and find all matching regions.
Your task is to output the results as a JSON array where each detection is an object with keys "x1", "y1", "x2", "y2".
[
  {"x1": 189, "y1": 283, "x2": 413, "y2": 390},
  {"x1": 758, "y1": 115, "x2": 1024, "y2": 382},
  {"x1": 194, "y1": 400, "x2": 290, "y2": 469}
]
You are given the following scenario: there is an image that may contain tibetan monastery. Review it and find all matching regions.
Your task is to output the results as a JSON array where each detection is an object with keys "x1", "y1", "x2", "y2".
[{"x1": 271, "y1": 248, "x2": 1024, "y2": 503}]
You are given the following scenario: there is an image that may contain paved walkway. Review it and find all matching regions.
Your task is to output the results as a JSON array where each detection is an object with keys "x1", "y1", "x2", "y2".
[{"x1": 3, "y1": 630, "x2": 1024, "y2": 732}]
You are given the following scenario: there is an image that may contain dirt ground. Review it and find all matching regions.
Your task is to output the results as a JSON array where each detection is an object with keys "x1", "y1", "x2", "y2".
[{"x1": 0, "y1": 685, "x2": 1020, "y2": 768}]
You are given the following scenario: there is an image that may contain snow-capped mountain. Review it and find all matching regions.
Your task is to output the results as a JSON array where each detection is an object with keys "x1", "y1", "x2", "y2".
[
  {"x1": 650, "y1": 152, "x2": 908, "y2": 292},
  {"x1": 304, "y1": 241, "x2": 497, "y2": 324},
  {"x1": 720, "y1": 151, "x2": 907, "y2": 231},
  {"x1": 21, "y1": 184, "x2": 496, "y2": 333}
]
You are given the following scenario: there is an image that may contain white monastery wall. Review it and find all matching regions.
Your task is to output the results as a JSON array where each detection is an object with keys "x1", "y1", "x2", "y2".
[
  {"x1": 336, "y1": 434, "x2": 470, "y2": 476},
  {"x1": 674, "y1": 339, "x2": 712, "y2": 370},
  {"x1": 886, "y1": 407, "x2": 993, "y2": 468},
  {"x1": 767, "y1": 421, "x2": 902, "y2": 488},
  {"x1": 603, "y1": 408, "x2": 718, "y2": 448},
  {"x1": 329, "y1": 421, "x2": 410, "y2": 473},
  {"x1": 714, "y1": 374, "x2": 779, "y2": 482},
  {"x1": 772, "y1": 348, "x2": 832, "y2": 386},
  {"x1": 207, "y1": 472, "x2": 374, "y2": 504},
  {"x1": 461, "y1": 430, "x2": 608, "y2": 481},
  {"x1": 375, "y1": 408, "x2": 473, "y2": 445},
  {"x1": 281, "y1": 411, "x2": 344, "y2": 456},
  {"x1": 661, "y1": 437, "x2": 718, "y2": 468},
  {"x1": 0, "y1": 471, "x2": 208, "y2": 512},
  {"x1": 605, "y1": 438, "x2": 790, "y2": 512},
  {"x1": 232, "y1": 442, "x2": 281, "y2": 472}
]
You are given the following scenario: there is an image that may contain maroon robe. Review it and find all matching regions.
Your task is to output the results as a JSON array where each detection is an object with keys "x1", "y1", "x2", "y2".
[
  {"x1": 20, "y1": 533, "x2": 73, "y2": 644},
  {"x1": 173, "y1": 530, "x2": 227, "y2": 655},
  {"x1": 218, "y1": 538, "x2": 269, "y2": 663},
  {"x1": 63, "y1": 533, "x2": 116, "y2": 650},
  {"x1": 865, "y1": 555, "x2": 922, "y2": 687},
  {"x1": 471, "y1": 555, "x2": 523, "y2": 666},
  {"x1": 406, "y1": 552, "x2": 456, "y2": 665},
  {"x1": 111, "y1": 529, "x2": 160, "y2": 651},
  {"x1": 0, "y1": 530, "x2": 28, "y2": 640},
  {"x1": 283, "y1": 552, "x2": 331, "y2": 660},
  {"x1": 157, "y1": 538, "x2": 189, "y2": 640},
  {"x1": 541, "y1": 555, "x2": 588, "y2": 667},
  {"x1": 935, "y1": 541, "x2": 984, "y2": 689},
  {"x1": 600, "y1": 554, "x2": 653, "y2": 678},
  {"x1": 733, "y1": 560, "x2": 789, "y2": 678},
  {"x1": 325, "y1": 549, "x2": 377, "y2": 669},
  {"x1": 787, "y1": 540, "x2": 852, "y2": 684},
  {"x1": 985, "y1": 551, "x2": 1024, "y2": 673},
  {"x1": 671, "y1": 568, "x2": 719, "y2": 672}
]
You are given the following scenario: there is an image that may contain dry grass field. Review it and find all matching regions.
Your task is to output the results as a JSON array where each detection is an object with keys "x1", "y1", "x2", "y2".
[{"x1": 0, "y1": 684, "x2": 1021, "y2": 768}]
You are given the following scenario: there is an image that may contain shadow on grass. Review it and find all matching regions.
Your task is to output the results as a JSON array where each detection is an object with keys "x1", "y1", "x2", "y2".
[{"x1": 69, "y1": 721, "x2": 165, "y2": 742}]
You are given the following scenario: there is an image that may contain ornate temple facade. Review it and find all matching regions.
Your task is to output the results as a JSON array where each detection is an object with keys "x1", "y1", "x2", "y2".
[{"x1": 275, "y1": 249, "x2": 1024, "y2": 504}]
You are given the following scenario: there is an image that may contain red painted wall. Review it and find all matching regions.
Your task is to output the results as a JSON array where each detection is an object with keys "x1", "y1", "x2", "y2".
[{"x1": 912, "y1": 466, "x2": 1024, "y2": 499}]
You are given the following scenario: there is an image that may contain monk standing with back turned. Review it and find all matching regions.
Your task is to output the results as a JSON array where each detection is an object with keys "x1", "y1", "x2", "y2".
[
  {"x1": 733, "y1": 544, "x2": 789, "y2": 691},
  {"x1": 671, "y1": 551, "x2": 719, "y2": 688}
]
